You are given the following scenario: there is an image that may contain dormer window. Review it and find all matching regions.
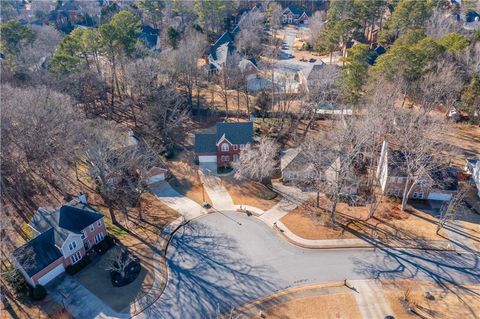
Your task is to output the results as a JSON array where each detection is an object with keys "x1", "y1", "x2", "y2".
[
  {"x1": 97, "y1": 220, "x2": 102, "y2": 227},
  {"x1": 89, "y1": 224, "x2": 95, "y2": 232},
  {"x1": 81, "y1": 231, "x2": 86, "y2": 239},
  {"x1": 69, "y1": 241, "x2": 77, "y2": 251},
  {"x1": 233, "y1": 145, "x2": 238, "y2": 150},
  {"x1": 221, "y1": 144, "x2": 229, "y2": 152}
]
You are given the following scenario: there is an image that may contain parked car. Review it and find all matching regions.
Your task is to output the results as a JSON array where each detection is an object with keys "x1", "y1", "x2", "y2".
[{"x1": 308, "y1": 58, "x2": 317, "y2": 63}]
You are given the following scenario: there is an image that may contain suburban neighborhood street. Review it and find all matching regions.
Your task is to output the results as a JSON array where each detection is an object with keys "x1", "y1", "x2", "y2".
[{"x1": 135, "y1": 211, "x2": 480, "y2": 319}]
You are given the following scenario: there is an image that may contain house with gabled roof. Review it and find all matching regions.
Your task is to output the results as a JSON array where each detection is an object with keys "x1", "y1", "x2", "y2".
[
  {"x1": 376, "y1": 141, "x2": 458, "y2": 201},
  {"x1": 282, "y1": 6, "x2": 309, "y2": 25},
  {"x1": 194, "y1": 121, "x2": 254, "y2": 167},
  {"x1": 12, "y1": 197, "x2": 107, "y2": 287}
]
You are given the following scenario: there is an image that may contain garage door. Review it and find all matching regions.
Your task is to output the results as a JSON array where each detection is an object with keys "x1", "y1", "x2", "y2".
[
  {"x1": 37, "y1": 263, "x2": 65, "y2": 285},
  {"x1": 147, "y1": 173, "x2": 165, "y2": 184},
  {"x1": 427, "y1": 192, "x2": 452, "y2": 201},
  {"x1": 198, "y1": 155, "x2": 217, "y2": 163}
]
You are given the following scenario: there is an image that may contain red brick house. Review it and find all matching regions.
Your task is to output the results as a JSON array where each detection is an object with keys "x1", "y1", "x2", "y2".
[
  {"x1": 282, "y1": 6, "x2": 309, "y2": 25},
  {"x1": 194, "y1": 122, "x2": 254, "y2": 167},
  {"x1": 12, "y1": 198, "x2": 107, "y2": 286}
]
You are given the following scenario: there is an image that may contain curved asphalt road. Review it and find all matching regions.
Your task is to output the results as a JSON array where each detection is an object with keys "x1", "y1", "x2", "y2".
[{"x1": 138, "y1": 212, "x2": 480, "y2": 319}]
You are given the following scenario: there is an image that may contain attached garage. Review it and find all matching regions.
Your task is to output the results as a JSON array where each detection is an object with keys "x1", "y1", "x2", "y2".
[
  {"x1": 198, "y1": 155, "x2": 217, "y2": 163},
  {"x1": 146, "y1": 167, "x2": 168, "y2": 184},
  {"x1": 427, "y1": 192, "x2": 452, "y2": 201},
  {"x1": 37, "y1": 263, "x2": 65, "y2": 285}
]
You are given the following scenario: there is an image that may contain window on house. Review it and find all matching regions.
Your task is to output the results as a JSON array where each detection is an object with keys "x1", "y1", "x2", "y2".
[
  {"x1": 233, "y1": 145, "x2": 238, "y2": 150},
  {"x1": 81, "y1": 231, "x2": 86, "y2": 240},
  {"x1": 89, "y1": 224, "x2": 95, "y2": 232},
  {"x1": 233, "y1": 154, "x2": 239, "y2": 161},
  {"x1": 97, "y1": 220, "x2": 102, "y2": 227},
  {"x1": 240, "y1": 144, "x2": 244, "y2": 150},
  {"x1": 94, "y1": 232, "x2": 104, "y2": 244},
  {"x1": 221, "y1": 155, "x2": 230, "y2": 162},
  {"x1": 221, "y1": 143, "x2": 229, "y2": 152},
  {"x1": 71, "y1": 251, "x2": 82, "y2": 264},
  {"x1": 413, "y1": 192, "x2": 423, "y2": 199},
  {"x1": 68, "y1": 241, "x2": 77, "y2": 251},
  {"x1": 245, "y1": 144, "x2": 250, "y2": 149}
]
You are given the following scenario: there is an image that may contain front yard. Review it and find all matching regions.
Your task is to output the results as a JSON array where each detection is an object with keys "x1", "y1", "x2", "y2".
[
  {"x1": 221, "y1": 176, "x2": 280, "y2": 211},
  {"x1": 280, "y1": 197, "x2": 450, "y2": 247}
]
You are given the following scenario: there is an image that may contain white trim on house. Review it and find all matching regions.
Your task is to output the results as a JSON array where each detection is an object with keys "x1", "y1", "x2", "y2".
[
  {"x1": 60, "y1": 234, "x2": 83, "y2": 259},
  {"x1": 216, "y1": 134, "x2": 232, "y2": 146},
  {"x1": 198, "y1": 155, "x2": 217, "y2": 163},
  {"x1": 37, "y1": 263, "x2": 65, "y2": 285}
]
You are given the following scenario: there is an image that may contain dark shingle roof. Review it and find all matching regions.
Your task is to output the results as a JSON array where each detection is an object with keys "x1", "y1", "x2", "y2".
[
  {"x1": 194, "y1": 132, "x2": 217, "y2": 153},
  {"x1": 216, "y1": 122, "x2": 254, "y2": 145},
  {"x1": 12, "y1": 229, "x2": 63, "y2": 277},
  {"x1": 195, "y1": 122, "x2": 254, "y2": 153},
  {"x1": 139, "y1": 25, "x2": 159, "y2": 48},
  {"x1": 58, "y1": 203, "x2": 103, "y2": 233},
  {"x1": 431, "y1": 167, "x2": 458, "y2": 191},
  {"x1": 286, "y1": 5, "x2": 306, "y2": 16},
  {"x1": 29, "y1": 208, "x2": 73, "y2": 247}
]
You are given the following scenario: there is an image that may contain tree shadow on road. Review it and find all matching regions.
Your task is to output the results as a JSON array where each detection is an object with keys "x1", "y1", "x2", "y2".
[{"x1": 142, "y1": 221, "x2": 278, "y2": 319}]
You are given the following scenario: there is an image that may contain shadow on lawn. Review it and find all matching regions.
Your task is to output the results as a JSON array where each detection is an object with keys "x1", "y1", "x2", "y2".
[{"x1": 142, "y1": 222, "x2": 277, "y2": 319}]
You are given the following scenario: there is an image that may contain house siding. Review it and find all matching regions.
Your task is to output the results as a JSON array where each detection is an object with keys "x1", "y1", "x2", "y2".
[
  {"x1": 81, "y1": 218, "x2": 107, "y2": 251},
  {"x1": 63, "y1": 247, "x2": 86, "y2": 266},
  {"x1": 61, "y1": 234, "x2": 83, "y2": 259},
  {"x1": 31, "y1": 256, "x2": 64, "y2": 285},
  {"x1": 217, "y1": 141, "x2": 246, "y2": 166}
]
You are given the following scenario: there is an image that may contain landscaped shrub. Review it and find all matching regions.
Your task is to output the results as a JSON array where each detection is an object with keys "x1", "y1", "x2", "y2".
[
  {"x1": 65, "y1": 255, "x2": 91, "y2": 275},
  {"x1": 93, "y1": 235, "x2": 115, "y2": 255},
  {"x1": 4, "y1": 268, "x2": 29, "y2": 294},
  {"x1": 31, "y1": 284, "x2": 47, "y2": 300}
]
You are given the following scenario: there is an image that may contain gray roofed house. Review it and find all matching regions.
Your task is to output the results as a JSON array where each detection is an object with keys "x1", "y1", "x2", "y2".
[
  {"x1": 12, "y1": 197, "x2": 108, "y2": 287},
  {"x1": 195, "y1": 121, "x2": 254, "y2": 167},
  {"x1": 194, "y1": 132, "x2": 217, "y2": 153},
  {"x1": 12, "y1": 229, "x2": 63, "y2": 277},
  {"x1": 216, "y1": 122, "x2": 254, "y2": 145}
]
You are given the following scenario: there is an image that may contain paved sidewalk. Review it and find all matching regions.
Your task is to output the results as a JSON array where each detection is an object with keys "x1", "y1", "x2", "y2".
[
  {"x1": 275, "y1": 221, "x2": 371, "y2": 248},
  {"x1": 198, "y1": 169, "x2": 235, "y2": 211},
  {"x1": 149, "y1": 181, "x2": 207, "y2": 220},
  {"x1": 353, "y1": 280, "x2": 394, "y2": 319},
  {"x1": 259, "y1": 183, "x2": 314, "y2": 227}
]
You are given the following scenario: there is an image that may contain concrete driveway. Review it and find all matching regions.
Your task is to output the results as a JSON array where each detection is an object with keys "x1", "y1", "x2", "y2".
[
  {"x1": 149, "y1": 181, "x2": 207, "y2": 220},
  {"x1": 136, "y1": 212, "x2": 480, "y2": 319}
]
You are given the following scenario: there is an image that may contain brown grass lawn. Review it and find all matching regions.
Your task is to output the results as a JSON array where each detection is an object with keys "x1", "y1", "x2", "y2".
[
  {"x1": 221, "y1": 176, "x2": 280, "y2": 211},
  {"x1": 443, "y1": 123, "x2": 480, "y2": 169},
  {"x1": 281, "y1": 197, "x2": 447, "y2": 245},
  {"x1": 266, "y1": 292, "x2": 362, "y2": 319},
  {"x1": 383, "y1": 281, "x2": 480, "y2": 319}
]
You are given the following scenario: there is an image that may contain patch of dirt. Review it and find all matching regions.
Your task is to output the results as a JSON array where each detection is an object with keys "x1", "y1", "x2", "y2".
[{"x1": 221, "y1": 176, "x2": 280, "y2": 211}]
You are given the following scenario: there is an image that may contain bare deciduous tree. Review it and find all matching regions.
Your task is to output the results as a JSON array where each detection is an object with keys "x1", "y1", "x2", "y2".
[
  {"x1": 390, "y1": 110, "x2": 451, "y2": 211},
  {"x1": 106, "y1": 248, "x2": 136, "y2": 280},
  {"x1": 436, "y1": 189, "x2": 466, "y2": 234},
  {"x1": 233, "y1": 137, "x2": 279, "y2": 185}
]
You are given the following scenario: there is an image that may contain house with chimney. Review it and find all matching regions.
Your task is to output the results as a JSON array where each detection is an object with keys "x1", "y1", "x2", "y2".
[
  {"x1": 194, "y1": 122, "x2": 254, "y2": 167},
  {"x1": 12, "y1": 197, "x2": 107, "y2": 287}
]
